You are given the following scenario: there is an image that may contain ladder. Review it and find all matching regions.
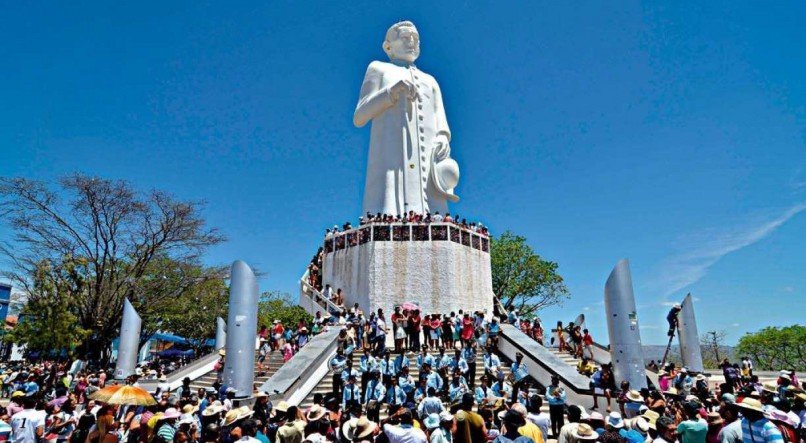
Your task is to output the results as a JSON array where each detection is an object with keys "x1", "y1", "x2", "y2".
[{"x1": 659, "y1": 326, "x2": 676, "y2": 370}]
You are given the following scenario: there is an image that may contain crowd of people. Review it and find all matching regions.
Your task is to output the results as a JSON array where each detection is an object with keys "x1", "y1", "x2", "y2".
[
  {"x1": 321, "y1": 211, "x2": 491, "y2": 238},
  {"x1": 0, "y1": 305, "x2": 803, "y2": 443}
]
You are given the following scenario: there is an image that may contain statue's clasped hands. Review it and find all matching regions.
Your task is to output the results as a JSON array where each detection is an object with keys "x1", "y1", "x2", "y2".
[{"x1": 390, "y1": 79, "x2": 420, "y2": 103}]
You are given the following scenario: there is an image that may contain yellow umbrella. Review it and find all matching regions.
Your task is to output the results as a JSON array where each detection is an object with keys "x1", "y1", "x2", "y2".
[
  {"x1": 89, "y1": 384, "x2": 124, "y2": 402},
  {"x1": 104, "y1": 385, "x2": 157, "y2": 406}
]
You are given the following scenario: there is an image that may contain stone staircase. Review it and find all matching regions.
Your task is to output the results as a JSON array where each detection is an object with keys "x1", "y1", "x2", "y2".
[
  {"x1": 547, "y1": 348, "x2": 583, "y2": 370},
  {"x1": 189, "y1": 351, "x2": 285, "y2": 392},
  {"x1": 299, "y1": 349, "x2": 518, "y2": 419}
]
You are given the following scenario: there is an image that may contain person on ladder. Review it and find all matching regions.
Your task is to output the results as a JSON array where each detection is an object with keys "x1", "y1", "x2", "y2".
[{"x1": 666, "y1": 303, "x2": 682, "y2": 337}]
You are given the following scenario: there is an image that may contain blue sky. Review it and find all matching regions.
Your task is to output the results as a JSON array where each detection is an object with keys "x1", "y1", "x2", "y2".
[{"x1": 2, "y1": 2, "x2": 804, "y2": 345}]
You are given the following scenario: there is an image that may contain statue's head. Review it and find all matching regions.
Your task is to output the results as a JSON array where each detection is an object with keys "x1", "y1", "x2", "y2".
[{"x1": 383, "y1": 21, "x2": 420, "y2": 63}]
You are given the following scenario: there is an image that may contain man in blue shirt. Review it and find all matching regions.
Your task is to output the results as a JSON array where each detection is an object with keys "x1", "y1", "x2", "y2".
[
  {"x1": 364, "y1": 371, "x2": 385, "y2": 422},
  {"x1": 462, "y1": 343, "x2": 478, "y2": 388},
  {"x1": 487, "y1": 318, "x2": 501, "y2": 347},
  {"x1": 417, "y1": 346, "x2": 435, "y2": 370},
  {"x1": 379, "y1": 351, "x2": 396, "y2": 385},
  {"x1": 385, "y1": 377, "x2": 407, "y2": 408},
  {"x1": 547, "y1": 375, "x2": 567, "y2": 437},
  {"x1": 342, "y1": 374, "x2": 362, "y2": 410},
  {"x1": 329, "y1": 349, "x2": 348, "y2": 398},
  {"x1": 359, "y1": 348, "x2": 376, "y2": 398},
  {"x1": 398, "y1": 366, "x2": 416, "y2": 395},
  {"x1": 511, "y1": 352, "x2": 529, "y2": 403}
]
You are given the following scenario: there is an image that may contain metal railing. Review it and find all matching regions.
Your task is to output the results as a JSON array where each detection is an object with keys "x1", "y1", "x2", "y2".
[
  {"x1": 322, "y1": 222, "x2": 490, "y2": 254},
  {"x1": 300, "y1": 270, "x2": 341, "y2": 314}
]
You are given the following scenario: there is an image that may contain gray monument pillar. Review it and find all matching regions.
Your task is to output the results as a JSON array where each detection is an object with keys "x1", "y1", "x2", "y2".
[
  {"x1": 114, "y1": 299, "x2": 142, "y2": 380},
  {"x1": 215, "y1": 317, "x2": 227, "y2": 350},
  {"x1": 604, "y1": 259, "x2": 647, "y2": 389},
  {"x1": 677, "y1": 293, "x2": 704, "y2": 372},
  {"x1": 223, "y1": 260, "x2": 259, "y2": 398}
]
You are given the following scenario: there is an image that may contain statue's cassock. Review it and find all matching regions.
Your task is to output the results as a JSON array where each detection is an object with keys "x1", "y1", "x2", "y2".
[{"x1": 354, "y1": 59, "x2": 456, "y2": 217}]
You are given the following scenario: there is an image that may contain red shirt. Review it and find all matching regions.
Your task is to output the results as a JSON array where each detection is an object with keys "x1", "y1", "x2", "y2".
[{"x1": 583, "y1": 333, "x2": 593, "y2": 346}]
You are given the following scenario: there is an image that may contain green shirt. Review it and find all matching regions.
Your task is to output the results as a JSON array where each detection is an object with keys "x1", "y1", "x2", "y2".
[{"x1": 677, "y1": 419, "x2": 708, "y2": 443}]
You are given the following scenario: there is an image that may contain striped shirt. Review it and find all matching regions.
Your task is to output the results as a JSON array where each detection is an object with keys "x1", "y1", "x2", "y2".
[{"x1": 740, "y1": 418, "x2": 782, "y2": 443}]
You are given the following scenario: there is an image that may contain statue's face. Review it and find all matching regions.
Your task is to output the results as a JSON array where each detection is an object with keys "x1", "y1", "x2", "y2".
[{"x1": 387, "y1": 25, "x2": 420, "y2": 63}]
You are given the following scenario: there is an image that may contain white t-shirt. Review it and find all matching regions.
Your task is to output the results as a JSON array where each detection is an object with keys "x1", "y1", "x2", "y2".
[
  {"x1": 11, "y1": 409, "x2": 45, "y2": 443},
  {"x1": 528, "y1": 411, "x2": 551, "y2": 440},
  {"x1": 383, "y1": 423, "x2": 427, "y2": 443}
]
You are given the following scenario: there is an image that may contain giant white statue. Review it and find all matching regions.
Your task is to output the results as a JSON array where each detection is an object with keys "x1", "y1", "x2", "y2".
[{"x1": 354, "y1": 21, "x2": 460, "y2": 217}]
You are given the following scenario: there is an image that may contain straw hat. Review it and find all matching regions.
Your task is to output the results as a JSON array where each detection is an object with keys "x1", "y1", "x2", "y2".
[
  {"x1": 762, "y1": 383, "x2": 778, "y2": 393},
  {"x1": 218, "y1": 349, "x2": 226, "y2": 357},
  {"x1": 588, "y1": 412, "x2": 604, "y2": 422},
  {"x1": 222, "y1": 409, "x2": 242, "y2": 427},
  {"x1": 306, "y1": 405, "x2": 326, "y2": 422},
  {"x1": 573, "y1": 423, "x2": 600, "y2": 440},
  {"x1": 737, "y1": 398, "x2": 764, "y2": 413},
  {"x1": 182, "y1": 404, "x2": 198, "y2": 414},
  {"x1": 202, "y1": 401, "x2": 224, "y2": 417},
  {"x1": 254, "y1": 391, "x2": 269, "y2": 398},
  {"x1": 342, "y1": 417, "x2": 378, "y2": 440},
  {"x1": 626, "y1": 390, "x2": 643, "y2": 402},
  {"x1": 223, "y1": 406, "x2": 253, "y2": 426},
  {"x1": 641, "y1": 410, "x2": 659, "y2": 430},
  {"x1": 695, "y1": 374, "x2": 706, "y2": 381},
  {"x1": 273, "y1": 400, "x2": 290, "y2": 416}
]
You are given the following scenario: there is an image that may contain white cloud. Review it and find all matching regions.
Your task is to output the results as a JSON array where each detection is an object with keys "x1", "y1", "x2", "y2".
[
  {"x1": 731, "y1": 323, "x2": 740, "y2": 327},
  {"x1": 652, "y1": 204, "x2": 806, "y2": 297},
  {"x1": 783, "y1": 286, "x2": 795, "y2": 293},
  {"x1": 791, "y1": 169, "x2": 806, "y2": 190},
  {"x1": 582, "y1": 306, "x2": 591, "y2": 311},
  {"x1": 659, "y1": 301, "x2": 678, "y2": 307},
  {"x1": 642, "y1": 325, "x2": 660, "y2": 330}
]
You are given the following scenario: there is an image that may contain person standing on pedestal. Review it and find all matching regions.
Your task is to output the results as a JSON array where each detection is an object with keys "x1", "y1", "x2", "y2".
[{"x1": 354, "y1": 21, "x2": 460, "y2": 217}]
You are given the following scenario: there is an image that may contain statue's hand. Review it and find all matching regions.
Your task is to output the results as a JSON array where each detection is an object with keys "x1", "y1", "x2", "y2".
[
  {"x1": 433, "y1": 134, "x2": 450, "y2": 161},
  {"x1": 390, "y1": 79, "x2": 420, "y2": 103}
]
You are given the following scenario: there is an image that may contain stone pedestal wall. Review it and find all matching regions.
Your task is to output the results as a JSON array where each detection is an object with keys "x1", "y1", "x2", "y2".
[{"x1": 321, "y1": 223, "x2": 494, "y2": 316}]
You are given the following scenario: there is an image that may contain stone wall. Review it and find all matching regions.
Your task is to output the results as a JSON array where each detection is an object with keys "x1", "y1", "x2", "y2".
[{"x1": 322, "y1": 223, "x2": 494, "y2": 316}]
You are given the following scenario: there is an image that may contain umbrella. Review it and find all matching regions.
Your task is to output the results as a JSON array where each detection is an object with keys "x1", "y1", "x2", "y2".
[
  {"x1": 89, "y1": 384, "x2": 124, "y2": 402},
  {"x1": 105, "y1": 385, "x2": 157, "y2": 406},
  {"x1": 401, "y1": 302, "x2": 420, "y2": 311}
]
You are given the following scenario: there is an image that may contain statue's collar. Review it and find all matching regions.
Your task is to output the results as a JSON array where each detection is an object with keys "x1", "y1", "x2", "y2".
[{"x1": 390, "y1": 59, "x2": 416, "y2": 68}]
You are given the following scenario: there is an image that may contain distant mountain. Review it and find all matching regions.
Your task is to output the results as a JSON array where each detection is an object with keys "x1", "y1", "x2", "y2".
[{"x1": 641, "y1": 344, "x2": 734, "y2": 367}]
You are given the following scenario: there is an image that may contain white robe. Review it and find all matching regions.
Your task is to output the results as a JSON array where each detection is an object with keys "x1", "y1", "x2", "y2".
[{"x1": 354, "y1": 59, "x2": 451, "y2": 216}]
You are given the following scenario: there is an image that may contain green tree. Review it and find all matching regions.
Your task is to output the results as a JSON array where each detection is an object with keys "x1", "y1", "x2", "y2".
[
  {"x1": 257, "y1": 291, "x2": 311, "y2": 331},
  {"x1": 490, "y1": 231, "x2": 570, "y2": 315},
  {"x1": 156, "y1": 262, "x2": 228, "y2": 356},
  {"x1": 735, "y1": 325, "x2": 805, "y2": 371},
  {"x1": 0, "y1": 175, "x2": 224, "y2": 361}
]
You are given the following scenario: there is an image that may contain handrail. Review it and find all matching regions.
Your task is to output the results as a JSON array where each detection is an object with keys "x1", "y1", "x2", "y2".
[
  {"x1": 300, "y1": 270, "x2": 341, "y2": 314},
  {"x1": 326, "y1": 221, "x2": 490, "y2": 241},
  {"x1": 258, "y1": 328, "x2": 340, "y2": 401},
  {"x1": 139, "y1": 350, "x2": 220, "y2": 393}
]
